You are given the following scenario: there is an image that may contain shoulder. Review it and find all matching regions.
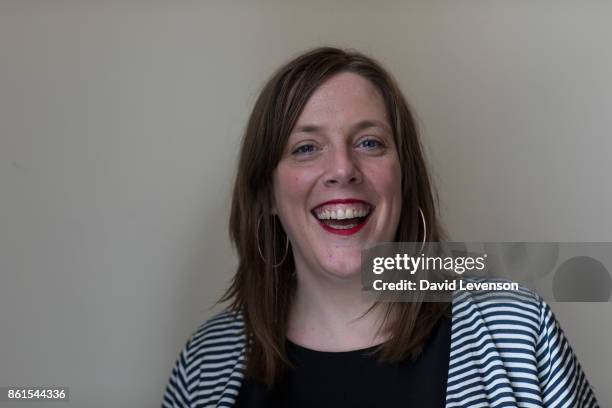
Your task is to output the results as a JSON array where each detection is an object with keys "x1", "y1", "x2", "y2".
[
  {"x1": 452, "y1": 277, "x2": 542, "y2": 308},
  {"x1": 448, "y1": 278, "x2": 600, "y2": 406},
  {"x1": 162, "y1": 310, "x2": 246, "y2": 408},
  {"x1": 191, "y1": 309, "x2": 246, "y2": 342},
  {"x1": 453, "y1": 278, "x2": 550, "y2": 347},
  {"x1": 185, "y1": 309, "x2": 246, "y2": 362}
]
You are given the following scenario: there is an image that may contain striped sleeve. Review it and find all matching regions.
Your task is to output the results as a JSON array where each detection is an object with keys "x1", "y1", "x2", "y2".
[
  {"x1": 536, "y1": 297, "x2": 599, "y2": 407},
  {"x1": 162, "y1": 336, "x2": 194, "y2": 408},
  {"x1": 161, "y1": 311, "x2": 246, "y2": 407}
]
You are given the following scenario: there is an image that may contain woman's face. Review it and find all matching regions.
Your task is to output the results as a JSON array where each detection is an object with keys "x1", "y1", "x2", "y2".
[{"x1": 272, "y1": 72, "x2": 402, "y2": 280}]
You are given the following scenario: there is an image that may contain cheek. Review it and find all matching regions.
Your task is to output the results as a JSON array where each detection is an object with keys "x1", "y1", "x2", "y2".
[
  {"x1": 275, "y1": 175, "x2": 302, "y2": 203},
  {"x1": 366, "y1": 159, "x2": 403, "y2": 201},
  {"x1": 273, "y1": 165, "x2": 317, "y2": 210}
]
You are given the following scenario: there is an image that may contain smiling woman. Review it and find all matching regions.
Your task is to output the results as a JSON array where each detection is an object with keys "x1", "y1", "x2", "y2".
[
  {"x1": 162, "y1": 47, "x2": 599, "y2": 407},
  {"x1": 272, "y1": 72, "x2": 403, "y2": 284}
]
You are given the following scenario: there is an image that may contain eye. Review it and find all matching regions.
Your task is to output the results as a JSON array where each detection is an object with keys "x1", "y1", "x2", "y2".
[
  {"x1": 357, "y1": 137, "x2": 385, "y2": 150},
  {"x1": 292, "y1": 144, "x2": 318, "y2": 156}
]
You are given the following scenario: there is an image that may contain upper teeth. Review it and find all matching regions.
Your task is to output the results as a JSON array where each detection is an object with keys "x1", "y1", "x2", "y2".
[{"x1": 314, "y1": 205, "x2": 372, "y2": 220}]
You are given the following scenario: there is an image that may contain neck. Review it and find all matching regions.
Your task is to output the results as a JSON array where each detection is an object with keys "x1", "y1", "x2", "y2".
[{"x1": 286, "y1": 266, "x2": 389, "y2": 352}]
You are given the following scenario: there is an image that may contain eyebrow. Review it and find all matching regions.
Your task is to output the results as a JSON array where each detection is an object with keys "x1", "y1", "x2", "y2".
[{"x1": 292, "y1": 119, "x2": 392, "y2": 135}]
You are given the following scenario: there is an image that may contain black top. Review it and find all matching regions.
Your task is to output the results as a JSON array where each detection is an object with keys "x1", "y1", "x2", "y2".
[{"x1": 235, "y1": 314, "x2": 451, "y2": 407}]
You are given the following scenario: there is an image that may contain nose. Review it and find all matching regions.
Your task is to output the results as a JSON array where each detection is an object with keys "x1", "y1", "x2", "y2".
[{"x1": 323, "y1": 145, "x2": 363, "y2": 187}]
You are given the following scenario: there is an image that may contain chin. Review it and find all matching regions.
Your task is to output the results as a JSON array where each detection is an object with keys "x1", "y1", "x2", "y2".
[
  {"x1": 320, "y1": 251, "x2": 363, "y2": 279},
  {"x1": 290, "y1": 239, "x2": 365, "y2": 281}
]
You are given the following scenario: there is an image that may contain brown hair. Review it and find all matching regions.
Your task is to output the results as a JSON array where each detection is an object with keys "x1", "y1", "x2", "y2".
[{"x1": 222, "y1": 46, "x2": 448, "y2": 385}]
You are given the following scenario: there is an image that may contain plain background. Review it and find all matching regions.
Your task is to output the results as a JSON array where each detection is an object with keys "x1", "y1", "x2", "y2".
[{"x1": 1, "y1": 1, "x2": 611, "y2": 407}]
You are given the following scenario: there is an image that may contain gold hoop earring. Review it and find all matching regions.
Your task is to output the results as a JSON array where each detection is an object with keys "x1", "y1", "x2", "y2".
[
  {"x1": 418, "y1": 207, "x2": 427, "y2": 254},
  {"x1": 256, "y1": 214, "x2": 289, "y2": 267}
]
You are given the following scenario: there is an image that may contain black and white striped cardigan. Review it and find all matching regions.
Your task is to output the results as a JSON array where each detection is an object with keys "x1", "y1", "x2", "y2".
[{"x1": 162, "y1": 287, "x2": 599, "y2": 407}]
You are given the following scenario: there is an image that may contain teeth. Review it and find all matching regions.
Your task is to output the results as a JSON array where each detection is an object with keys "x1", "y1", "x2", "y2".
[
  {"x1": 315, "y1": 204, "x2": 372, "y2": 220},
  {"x1": 329, "y1": 222, "x2": 359, "y2": 230}
]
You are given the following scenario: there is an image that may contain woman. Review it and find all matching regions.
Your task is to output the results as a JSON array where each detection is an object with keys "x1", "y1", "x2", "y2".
[{"x1": 162, "y1": 47, "x2": 599, "y2": 407}]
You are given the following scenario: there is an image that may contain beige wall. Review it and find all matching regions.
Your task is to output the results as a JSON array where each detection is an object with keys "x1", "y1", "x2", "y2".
[{"x1": 1, "y1": 1, "x2": 610, "y2": 406}]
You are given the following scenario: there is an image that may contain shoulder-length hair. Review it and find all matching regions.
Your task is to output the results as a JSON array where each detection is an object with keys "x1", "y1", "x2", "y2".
[{"x1": 222, "y1": 46, "x2": 448, "y2": 385}]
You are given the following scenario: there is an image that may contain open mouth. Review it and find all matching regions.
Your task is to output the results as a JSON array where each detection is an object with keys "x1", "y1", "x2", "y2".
[{"x1": 311, "y1": 200, "x2": 374, "y2": 235}]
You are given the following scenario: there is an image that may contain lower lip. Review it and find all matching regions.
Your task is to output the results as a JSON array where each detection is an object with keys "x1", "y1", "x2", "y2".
[{"x1": 316, "y1": 216, "x2": 370, "y2": 236}]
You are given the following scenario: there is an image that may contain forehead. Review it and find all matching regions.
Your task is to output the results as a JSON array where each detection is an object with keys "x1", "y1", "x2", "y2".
[{"x1": 294, "y1": 72, "x2": 389, "y2": 126}]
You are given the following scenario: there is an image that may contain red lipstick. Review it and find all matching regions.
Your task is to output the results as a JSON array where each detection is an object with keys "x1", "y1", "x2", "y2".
[
  {"x1": 318, "y1": 219, "x2": 370, "y2": 235},
  {"x1": 311, "y1": 198, "x2": 373, "y2": 236}
]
